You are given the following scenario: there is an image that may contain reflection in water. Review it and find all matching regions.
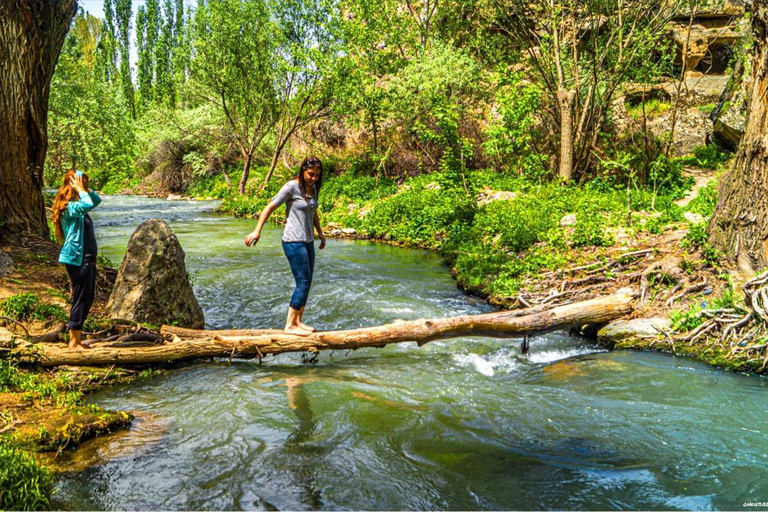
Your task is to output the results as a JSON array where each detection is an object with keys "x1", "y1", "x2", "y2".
[
  {"x1": 284, "y1": 377, "x2": 323, "y2": 509},
  {"x1": 50, "y1": 196, "x2": 768, "y2": 511}
]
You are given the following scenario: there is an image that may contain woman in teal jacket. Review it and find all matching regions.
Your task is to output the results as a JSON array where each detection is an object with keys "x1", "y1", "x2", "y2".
[{"x1": 52, "y1": 170, "x2": 102, "y2": 349}]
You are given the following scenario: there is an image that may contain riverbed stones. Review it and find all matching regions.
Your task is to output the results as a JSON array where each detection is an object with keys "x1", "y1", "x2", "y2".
[
  {"x1": 107, "y1": 219, "x2": 204, "y2": 329},
  {"x1": 597, "y1": 317, "x2": 671, "y2": 347}
]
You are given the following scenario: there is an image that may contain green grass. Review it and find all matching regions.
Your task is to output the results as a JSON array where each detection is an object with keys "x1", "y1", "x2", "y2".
[
  {"x1": 0, "y1": 438, "x2": 52, "y2": 511},
  {"x1": 625, "y1": 99, "x2": 671, "y2": 120},
  {"x1": 0, "y1": 293, "x2": 67, "y2": 323}
]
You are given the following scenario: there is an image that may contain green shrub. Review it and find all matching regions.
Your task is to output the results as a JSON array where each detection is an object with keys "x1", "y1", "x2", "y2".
[
  {"x1": 572, "y1": 214, "x2": 614, "y2": 248},
  {"x1": 0, "y1": 438, "x2": 52, "y2": 511},
  {"x1": 187, "y1": 173, "x2": 235, "y2": 199},
  {"x1": 686, "y1": 179, "x2": 719, "y2": 217},
  {"x1": 361, "y1": 186, "x2": 475, "y2": 249},
  {"x1": 0, "y1": 293, "x2": 67, "y2": 322},
  {"x1": 625, "y1": 98, "x2": 671, "y2": 119},
  {"x1": 678, "y1": 144, "x2": 732, "y2": 170},
  {"x1": 682, "y1": 222, "x2": 721, "y2": 265},
  {"x1": 670, "y1": 303, "x2": 704, "y2": 332},
  {"x1": 468, "y1": 196, "x2": 558, "y2": 253}
]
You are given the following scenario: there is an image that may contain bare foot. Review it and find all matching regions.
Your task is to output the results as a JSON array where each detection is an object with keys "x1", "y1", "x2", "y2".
[
  {"x1": 298, "y1": 322, "x2": 316, "y2": 332},
  {"x1": 284, "y1": 326, "x2": 312, "y2": 336},
  {"x1": 68, "y1": 342, "x2": 92, "y2": 350}
]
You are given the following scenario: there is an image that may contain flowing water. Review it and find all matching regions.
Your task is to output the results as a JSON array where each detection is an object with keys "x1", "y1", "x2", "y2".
[{"x1": 52, "y1": 196, "x2": 768, "y2": 511}]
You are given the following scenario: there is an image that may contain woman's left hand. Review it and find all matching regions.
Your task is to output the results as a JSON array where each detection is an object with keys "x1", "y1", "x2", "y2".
[{"x1": 318, "y1": 235, "x2": 326, "y2": 250}]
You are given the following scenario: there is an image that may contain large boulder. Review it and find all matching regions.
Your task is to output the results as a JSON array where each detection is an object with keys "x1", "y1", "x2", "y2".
[{"x1": 107, "y1": 219, "x2": 204, "y2": 328}]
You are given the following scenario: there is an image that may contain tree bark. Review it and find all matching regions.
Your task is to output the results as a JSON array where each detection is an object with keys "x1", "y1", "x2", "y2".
[
  {"x1": 238, "y1": 153, "x2": 252, "y2": 195},
  {"x1": 708, "y1": 0, "x2": 768, "y2": 273},
  {"x1": 0, "y1": 0, "x2": 77, "y2": 243},
  {"x1": 557, "y1": 89, "x2": 577, "y2": 181},
  {"x1": 27, "y1": 289, "x2": 636, "y2": 367}
]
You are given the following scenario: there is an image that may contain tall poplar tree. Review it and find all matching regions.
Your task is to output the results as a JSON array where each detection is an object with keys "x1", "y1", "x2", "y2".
[{"x1": 114, "y1": 0, "x2": 136, "y2": 118}]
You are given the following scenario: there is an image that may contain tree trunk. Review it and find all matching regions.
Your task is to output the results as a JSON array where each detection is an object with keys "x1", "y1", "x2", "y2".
[
  {"x1": 27, "y1": 289, "x2": 636, "y2": 367},
  {"x1": 238, "y1": 153, "x2": 252, "y2": 195},
  {"x1": 558, "y1": 89, "x2": 577, "y2": 181},
  {"x1": 708, "y1": 1, "x2": 768, "y2": 273},
  {"x1": 263, "y1": 138, "x2": 288, "y2": 189},
  {"x1": 0, "y1": 1, "x2": 77, "y2": 243}
]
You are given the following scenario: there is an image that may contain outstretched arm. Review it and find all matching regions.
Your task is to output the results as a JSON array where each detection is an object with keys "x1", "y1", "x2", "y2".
[
  {"x1": 313, "y1": 211, "x2": 326, "y2": 249},
  {"x1": 244, "y1": 201, "x2": 279, "y2": 247}
]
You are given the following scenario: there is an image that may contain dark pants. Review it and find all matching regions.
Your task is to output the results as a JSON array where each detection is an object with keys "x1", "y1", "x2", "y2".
[
  {"x1": 66, "y1": 259, "x2": 96, "y2": 331},
  {"x1": 282, "y1": 241, "x2": 315, "y2": 310}
]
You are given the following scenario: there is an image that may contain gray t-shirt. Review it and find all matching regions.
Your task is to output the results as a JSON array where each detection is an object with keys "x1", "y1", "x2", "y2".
[{"x1": 272, "y1": 180, "x2": 318, "y2": 242}]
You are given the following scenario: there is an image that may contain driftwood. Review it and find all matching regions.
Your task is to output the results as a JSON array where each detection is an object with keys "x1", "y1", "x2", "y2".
[{"x1": 24, "y1": 289, "x2": 637, "y2": 367}]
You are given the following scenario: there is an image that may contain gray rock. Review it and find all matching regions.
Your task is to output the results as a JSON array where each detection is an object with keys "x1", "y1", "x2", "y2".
[
  {"x1": 107, "y1": 219, "x2": 204, "y2": 328},
  {"x1": 560, "y1": 214, "x2": 577, "y2": 227},
  {"x1": 341, "y1": 228, "x2": 357, "y2": 235},
  {"x1": 597, "y1": 317, "x2": 671, "y2": 344},
  {"x1": 684, "y1": 212, "x2": 704, "y2": 224},
  {"x1": 0, "y1": 249, "x2": 13, "y2": 277}
]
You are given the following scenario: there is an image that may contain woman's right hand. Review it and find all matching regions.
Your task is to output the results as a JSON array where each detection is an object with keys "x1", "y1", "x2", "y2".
[
  {"x1": 244, "y1": 231, "x2": 260, "y2": 247},
  {"x1": 70, "y1": 174, "x2": 86, "y2": 193}
]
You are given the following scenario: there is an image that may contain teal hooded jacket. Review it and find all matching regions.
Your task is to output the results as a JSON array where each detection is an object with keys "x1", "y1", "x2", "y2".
[{"x1": 58, "y1": 191, "x2": 102, "y2": 266}]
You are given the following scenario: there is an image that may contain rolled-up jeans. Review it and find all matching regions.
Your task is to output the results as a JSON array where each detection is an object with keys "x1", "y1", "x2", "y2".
[{"x1": 282, "y1": 241, "x2": 315, "y2": 310}]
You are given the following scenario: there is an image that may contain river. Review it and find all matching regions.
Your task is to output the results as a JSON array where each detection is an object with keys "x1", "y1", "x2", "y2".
[{"x1": 52, "y1": 195, "x2": 768, "y2": 511}]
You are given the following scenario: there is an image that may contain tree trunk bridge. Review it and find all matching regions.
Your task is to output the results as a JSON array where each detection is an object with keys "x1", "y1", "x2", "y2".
[{"x1": 24, "y1": 289, "x2": 636, "y2": 367}]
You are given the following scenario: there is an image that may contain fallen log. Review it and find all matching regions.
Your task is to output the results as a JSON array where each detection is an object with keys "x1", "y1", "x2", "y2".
[{"x1": 24, "y1": 288, "x2": 637, "y2": 367}]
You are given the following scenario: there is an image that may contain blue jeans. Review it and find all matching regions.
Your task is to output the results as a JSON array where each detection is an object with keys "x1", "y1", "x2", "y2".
[{"x1": 282, "y1": 241, "x2": 315, "y2": 310}]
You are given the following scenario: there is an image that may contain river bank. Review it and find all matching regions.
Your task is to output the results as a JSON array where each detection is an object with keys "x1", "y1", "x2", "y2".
[{"x1": 3, "y1": 190, "x2": 768, "y2": 509}]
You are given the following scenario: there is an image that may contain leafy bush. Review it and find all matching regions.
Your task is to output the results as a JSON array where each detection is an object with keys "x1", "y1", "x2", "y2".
[
  {"x1": 670, "y1": 303, "x2": 704, "y2": 332},
  {"x1": 483, "y1": 73, "x2": 549, "y2": 181},
  {"x1": 0, "y1": 438, "x2": 52, "y2": 511},
  {"x1": 466, "y1": 196, "x2": 558, "y2": 253},
  {"x1": 361, "y1": 186, "x2": 475, "y2": 248},
  {"x1": 678, "y1": 144, "x2": 732, "y2": 170},
  {"x1": 682, "y1": 222, "x2": 721, "y2": 265},
  {"x1": 686, "y1": 179, "x2": 719, "y2": 217},
  {"x1": 0, "y1": 293, "x2": 67, "y2": 322},
  {"x1": 572, "y1": 213, "x2": 614, "y2": 248}
]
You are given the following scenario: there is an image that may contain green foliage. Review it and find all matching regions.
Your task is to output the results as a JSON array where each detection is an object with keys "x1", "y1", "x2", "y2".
[
  {"x1": 0, "y1": 294, "x2": 67, "y2": 323},
  {"x1": 686, "y1": 179, "x2": 719, "y2": 217},
  {"x1": 571, "y1": 213, "x2": 614, "y2": 248},
  {"x1": 670, "y1": 303, "x2": 704, "y2": 332},
  {"x1": 483, "y1": 73, "x2": 549, "y2": 181},
  {"x1": 389, "y1": 43, "x2": 484, "y2": 179},
  {"x1": 0, "y1": 438, "x2": 52, "y2": 511},
  {"x1": 678, "y1": 144, "x2": 732, "y2": 170},
  {"x1": 361, "y1": 185, "x2": 476, "y2": 249},
  {"x1": 466, "y1": 196, "x2": 557, "y2": 253},
  {"x1": 681, "y1": 222, "x2": 708, "y2": 249},
  {"x1": 46, "y1": 10, "x2": 137, "y2": 188},
  {"x1": 625, "y1": 99, "x2": 670, "y2": 119},
  {"x1": 699, "y1": 103, "x2": 716, "y2": 114},
  {"x1": 682, "y1": 222, "x2": 721, "y2": 265}
]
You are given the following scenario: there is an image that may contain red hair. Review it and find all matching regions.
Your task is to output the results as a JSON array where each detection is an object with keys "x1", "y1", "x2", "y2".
[{"x1": 52, "y1": 170, "x2": 89, "y2": 243}]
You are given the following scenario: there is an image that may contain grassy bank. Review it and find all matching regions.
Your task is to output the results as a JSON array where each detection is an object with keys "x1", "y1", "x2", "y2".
[{"x1": 0, "y1": 248, "x2": 155, "y2": 509}]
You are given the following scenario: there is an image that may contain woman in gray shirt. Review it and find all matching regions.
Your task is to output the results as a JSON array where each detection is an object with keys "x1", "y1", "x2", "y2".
[{"x1": 244, "y1": 156, "x2": 327, "y2": 335}]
